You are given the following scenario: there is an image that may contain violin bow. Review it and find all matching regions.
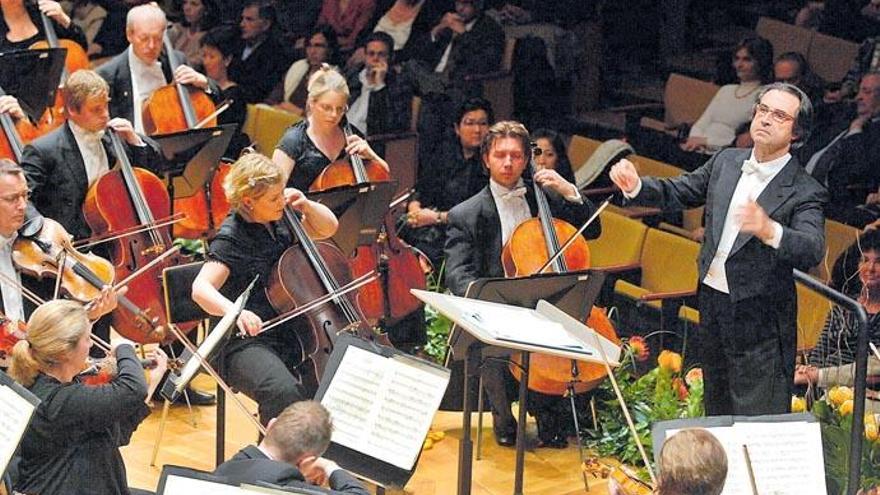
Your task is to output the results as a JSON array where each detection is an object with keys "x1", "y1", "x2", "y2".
[
  {"x1": 589, "y1": 327, "x2": 659, "y2": 485},
  {"x1": 537, "y1": 195, "x2": 612, "y2": 274},
  {"x1": 194, "y1": 99, "x2": 232, "y2": 130},
  {"x1": 743, "y1": 444, "x2": 759, "y2": 495}
]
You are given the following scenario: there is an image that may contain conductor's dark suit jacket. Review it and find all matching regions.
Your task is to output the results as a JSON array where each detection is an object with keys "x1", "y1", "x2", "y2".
[
  {"x1": 444, "y1": 183, "x2": 600, "y2": 297},
  {"x1": 19, "y1": 122, "x2": 163, "y2": 241},
  {"x1": 214, "y1": 445, "x2": 369, "y2": 495}
]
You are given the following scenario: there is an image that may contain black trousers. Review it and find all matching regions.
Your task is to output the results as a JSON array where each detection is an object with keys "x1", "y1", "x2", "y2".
[
  {"x1": 697, "y1": 284, "x2": 795, "y2": 416},
  {"x1": 219, "y1": 328, "x2": 309, "y2": 425}
]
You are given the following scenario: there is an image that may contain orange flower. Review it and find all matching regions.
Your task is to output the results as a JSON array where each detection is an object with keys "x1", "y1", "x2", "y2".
[
  {"x1": 672, "y1": 377, "x2": 689, "y2": 400},
  {"x1": 658, "y1": 350, "x2": 683, "y2": 373},
  {"x1": 685, "y1": 367, "x2": 703, "y2": 386},
  {"x1": 628, "y1": 336, "x2": 649, "y2": 362}
]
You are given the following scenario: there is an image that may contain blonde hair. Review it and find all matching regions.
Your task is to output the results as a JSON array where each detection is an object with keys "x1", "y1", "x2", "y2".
[
  {"x1": 8, "y1": 300, "x2": 91, "y2": 388},
  {"x1": 658, "y1": 428, "x2": 728, "y2": 495},
  {"x1": 306, "y1": 64, "x2": 349, "y2": 111},
  {"x1": 223, "y1": 152, "x2": 283, "y2": 211},
  {"x1": 63, "y1": 69, "x2": 109, "y2": 113},
  {"x1": 265, "y1": 400, "x2": 333, "y2": 464}
]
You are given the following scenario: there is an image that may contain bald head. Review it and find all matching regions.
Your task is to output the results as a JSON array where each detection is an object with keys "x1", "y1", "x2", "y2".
[{"x1": 126, "y1": 4, "x2": 166, "y2": 64}]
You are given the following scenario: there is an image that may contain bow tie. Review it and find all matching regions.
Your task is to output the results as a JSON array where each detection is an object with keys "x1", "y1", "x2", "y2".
[
  {"x1": 80, "y1": 129, "x2": 106, "y2": 144},
  {"x1": 500, "y1": 187, "x2": 527, "y2": 200},
  {"x1": 741, "y1": 159, "x2": 770, "y2": 180}
]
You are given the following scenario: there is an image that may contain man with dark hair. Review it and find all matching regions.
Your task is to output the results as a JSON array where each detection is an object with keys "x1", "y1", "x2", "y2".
[
  {"x1": 214, "y1": 401, "x2": 369, "y2": 494},
  {"x1": 444, "y1": 121, "x2": 600, "y2": 446},
  {"x1": 229, "y1": 0, "x2": 292, "y2": 104},
  {"x1": 345, "y1": 31, "x2": 413, "y2": 136},
  {"x1": 610, "y1": 82, "x2": 828, "y2": 416}
]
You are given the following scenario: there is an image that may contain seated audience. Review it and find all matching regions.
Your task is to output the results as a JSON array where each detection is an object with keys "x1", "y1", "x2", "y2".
[
  {"x1": 267, "y1": 25, "x2": 339, "y2": 115},
  {"x1": 200, "y1": 25, "x2": 250, "y2": 158},
  {"x1": 64, "y1": 0, "x2": 107, "y2": 51},
  {"x1": 214, "y1": 400, "x2": 369, "y2": 494},
  {"x1": 650, "y1": 428, "x2": 727, "y2": 495},
  {"x1": 345, "y1": 31, "x2": 413, "y2": 136},
  {"x1": 401, "y1": 97, "x2": 492, "y2": 268},
  {"x1": 166, "y1": 0, "x2": 220, "y2": 67},
  {"x1": 317, "y1": 0, "x2": 377, "y2": 55},
  {"x1": 774, "y1": 51, "x2": 825, "y2": 107},
  {"x1": 229, "y1": 0, "x2": 292, "y2": 104}
]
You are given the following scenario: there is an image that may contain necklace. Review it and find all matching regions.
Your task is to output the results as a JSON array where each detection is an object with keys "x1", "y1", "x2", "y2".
[{"x1": 734, "y1": 82, "x2": 760, "y2": 99}]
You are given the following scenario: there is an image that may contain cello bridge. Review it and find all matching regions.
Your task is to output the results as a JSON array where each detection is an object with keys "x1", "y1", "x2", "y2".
[{"x1": 142, "y1": 244, "x2": 166, "y2": 257}]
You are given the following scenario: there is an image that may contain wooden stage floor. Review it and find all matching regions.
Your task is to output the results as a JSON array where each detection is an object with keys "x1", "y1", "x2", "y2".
[{"x1": 122, "y1": 378, "x2": 612, "y2": 495}]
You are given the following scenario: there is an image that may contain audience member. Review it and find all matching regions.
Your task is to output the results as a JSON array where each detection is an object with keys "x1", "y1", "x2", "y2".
[
  {"x1": 90, "y1": 0, "x2": 150, "y2": 59},
  {"x1": 200, "y1": 25, "x2": 250, "y2": 158},
  {"x1": 64, "y1": 0, "x2": 107, "y2": 51},
  {"x1": 345, "y1": 31, "x2": 413, "y2": 136},
  {"x1": 228, "y1": 0, "x2": 292, "y2": 104},
  {"x1": 348, "y1": 0, "x2": 447, "y2": 66},
  {"x1": 214, "y1": 401, "x2": 369, "y2": 494},
  {"x1": 166, "y1": 0, "x2": 220, "y2": 67},
  {"x1": 317, "y1": 0, "x2": 377, "y2": 55},
  {"x1": 774, "y1": 51, "x2": 825, "y2": 107},
  {"x1": 652, "y1": 429, "x2": 728, "y2": 495},
  {"x1": 267, "y1": 25, "x2": 339, "y2": 115}
]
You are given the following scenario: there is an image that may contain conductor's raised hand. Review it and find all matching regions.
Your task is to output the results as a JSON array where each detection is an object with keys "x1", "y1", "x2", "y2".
[
  {"x1": 609, "y1": 158, "x2": 640, "y2": 194},
  {"x1": 736, "y1": 200, "x2": 775, "y2": 242},
  {"x1": 236, "y1": 309, "x2": 263, "y2": 337}
]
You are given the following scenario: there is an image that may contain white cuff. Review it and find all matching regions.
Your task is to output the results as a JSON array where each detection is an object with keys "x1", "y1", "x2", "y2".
[
  {"x1": 763, "y1": 221, "x2": 783, "y2": 249},
  {"x1": 622, "y1": 179, "x2": 643, "y2": 199},
  {"x1": 564, "y1": 186, "x2": 583, "y2": 204}
]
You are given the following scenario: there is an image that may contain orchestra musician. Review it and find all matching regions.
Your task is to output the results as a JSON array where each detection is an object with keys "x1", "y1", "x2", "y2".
[
  {"x1": 272, "y1": 64, "x2": 389, "y2": 191},
  {"x1": 213, "y1": 400, "x2": 369, "y2": 494},
  {"x1": 0, "y1": 0, "x2": 86, "y2": 52},
  {"x1": 609, "y1": 82, "x2": 827, "y2": 416},
  {"x1": 95, "y1": 2, "x2": 219, "y2": 134},
  {"x1": 443, "y1": 121, "x2": 600, "y2": 447},
  {"x1": 8, "y1": 299, "x2": 167, "y2": 495},
  {"x1": 191, "y1": 152, "x2": 339, "y2": 424},
  {"x1": 0, "y1": 94, "x2": 25, "y2": 123}
]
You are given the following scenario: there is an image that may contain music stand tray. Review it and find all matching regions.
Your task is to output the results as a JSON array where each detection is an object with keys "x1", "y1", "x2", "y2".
[
  {"x1": 150, "y1": 124, "x2": 236, "y2": 199},
  {"x1": 309, "y1": 181, "x2": 398, "y2": 256},
  {"x1": 0, "y1": 48, "x2": 66, "y2": 121}
]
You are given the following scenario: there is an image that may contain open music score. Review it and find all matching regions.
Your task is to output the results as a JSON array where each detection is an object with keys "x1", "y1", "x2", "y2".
[
  {"x1": 0, "y1": 371, "x2": 39, "y2": 478},
  {"x1": 319, "y1": 344, "x2": 450, "y2": 471}
]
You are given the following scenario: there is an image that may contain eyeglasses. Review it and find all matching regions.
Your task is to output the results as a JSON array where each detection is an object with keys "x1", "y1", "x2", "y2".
[
  {"x1": 314, "y1": 102, "x2": 348, "y2": 116},
  {"x1": 754, "y1": 103, "x2": 795, "y2": 124}
]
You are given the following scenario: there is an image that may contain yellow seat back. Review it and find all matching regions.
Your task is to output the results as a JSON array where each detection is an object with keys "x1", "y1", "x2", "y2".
[
  {"x1": 796, "y1": 282, "x2": 833, "y2": 352},
  {"x1": 242, "y1": 104, "x2": 303, "y2": 155},
  {"x1": 587, "y1": 210, "x2": 647, "y2": 269},
  {"x1": 812, "y1": 220, "x2": 860, "y2": 283},
  {"x1": 639, "y1": 228, "x2": 700, "y2": 295}
]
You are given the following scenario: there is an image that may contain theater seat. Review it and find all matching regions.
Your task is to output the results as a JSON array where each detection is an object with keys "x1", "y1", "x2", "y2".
[
  {"x1": 796, "y1": 282, "x2": 833, "y2": 352},
  {"x1": 241, "y1": 104, "x2": 302, "y2": 155},
  {"x1": 587, "y1": 210, "x2": 647, "y2": 273}
]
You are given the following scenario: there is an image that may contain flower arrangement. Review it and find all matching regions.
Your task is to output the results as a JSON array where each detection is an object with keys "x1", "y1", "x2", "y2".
[
  {"x1": 795, "y1": 386, "x2": 880, "y2": 494},
  {"x1": 584, "y1": 337, "x2": 704, "y2": 476}
]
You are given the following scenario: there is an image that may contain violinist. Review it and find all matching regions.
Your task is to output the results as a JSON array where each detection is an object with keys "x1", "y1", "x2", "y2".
[
  {"x1": 0, "y1": 0, "x2": 86, "y2": 52},
  {"x1": 272, "y1": 64, "x2": 389, "y2": 192},
  {"x1": 95, "y1": 2, "x2": 219, "y2": 134},
  {"x1": 647, "y1": 428, "x2": 728, "y2": 495},
  {"x1": 443, "y1": 121, "x2": 600, "y2": 447},
  {"x1": 191, "y1": 152, "x2": 339, "y2": 424},
  {"x1": 8, "y1": 299, "x2": 166, "y2": 495}
]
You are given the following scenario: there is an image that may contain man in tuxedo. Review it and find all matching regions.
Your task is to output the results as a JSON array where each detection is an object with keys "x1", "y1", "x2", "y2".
[
  {"x1": 228, "y1": 0, "x2": 292, "y2": 104},
  {"x1": 444, "y1": 121, "x2": 600, "y2": 446},
  {"x1": 610, "y1": 82, "x2": 828, "y2": 416},
  {"x1": 95, "y1": 3, "x2": 218, "y2": 133},
  {"x1": 214, "y1": 401, "x2": 369, "y2": 494}
]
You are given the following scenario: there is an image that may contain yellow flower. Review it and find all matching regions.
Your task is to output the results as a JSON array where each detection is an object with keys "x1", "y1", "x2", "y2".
[
  {"x1": 658, "y1": 350, "x2": 682, "y2": 373},
  {"x1": 828, "y1": 386, "x2": 854, "y2": 407},
  {"x1": 866, "y1": 421, "x2": 879, "y2": 442},
  {"x1": 791, "y1": 396, "x2": 806, "y2": 413},
  {"x1": 840, "y1": 399, "x2": 854, "y2": 416}
]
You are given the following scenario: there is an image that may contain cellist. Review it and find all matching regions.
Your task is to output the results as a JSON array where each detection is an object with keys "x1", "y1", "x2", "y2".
[
  {"x1": 95, "y1": 3, "x2": 219, "y2": 134},
  {"x1": 0, "y1": 95, "x2": 25, "y2": 124},
  {"x1": 191, "y1": 152, "x2": 339, "y2": 425},
  {"x1": 0, "y1": 0, "x2": 86, "y2": 52},
  {"x1": 443, "y1": 121, "x2": 601, "y2": 447}
]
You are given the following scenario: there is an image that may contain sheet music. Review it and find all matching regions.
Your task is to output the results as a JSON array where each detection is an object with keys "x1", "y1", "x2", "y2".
[
  {"x1": 667, "y1": 421, "x2": 826, "y2": 495},
  {"x1": 320, "y1": 345, "x2": 449, "y2": 470},
  {"x1": 161, "y1": 475, "x2": 242, "y2": 495},
  {"x1": 0, "y1": 384, "x2": 36, "y2": 474},
  {"x1": 461, "y1": 301, "x2": 589, "y2": 351}
]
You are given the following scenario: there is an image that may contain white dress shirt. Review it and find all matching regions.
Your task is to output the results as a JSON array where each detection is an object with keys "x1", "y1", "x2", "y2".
[
  {"x1": 0, "y1": 233, "x2": 24, "y2": 322},
  {"x1": 69, "y1": 121, "x2": 109, "y2": 187},
  {"x1": 128, "y1": 46, "x2": 168, "y2": 134},
  {"x1": 347, "y1": 68, "x2": 386, "y2": 135},
  {"x1": 489, "y1": 179, "x2": 531, "y2": 246}
]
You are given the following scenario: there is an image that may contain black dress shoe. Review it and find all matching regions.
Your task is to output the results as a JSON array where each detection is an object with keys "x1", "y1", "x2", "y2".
[
  {"x1": 494, "y1": 430, "x2": 516, "y2": 447},
  {"x1": 536, "y1": 434, "x2": 568, "y2": 449},
  {"x1": 181, "y1": 386, "x2": 216, "y2": 406}
]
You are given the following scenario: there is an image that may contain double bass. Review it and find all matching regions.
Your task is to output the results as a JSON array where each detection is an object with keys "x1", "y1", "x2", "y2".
[
  {"x1": 82, "y1": 129, "x2": 190, "y2": 343},
  {"x1": 502, "y1": 145, "x2": 619, "y2": 396},
  {"x1": 265, "y1": 205, "x2": 389, "y2": 392}
]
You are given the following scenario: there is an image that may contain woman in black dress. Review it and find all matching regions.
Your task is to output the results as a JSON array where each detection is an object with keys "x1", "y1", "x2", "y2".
[
  {"x1": 272, "y1": 64, "x2": 388, "y2": 192},
  {"x1": 9, "y1": 300, "x2": 160, "y2": 495},
  {"x1": 1, "y1": 0, "x2": 86, "y2": 52},
  {"x1": 191, "y1": 152, "x2": 339, "y2": 424}
]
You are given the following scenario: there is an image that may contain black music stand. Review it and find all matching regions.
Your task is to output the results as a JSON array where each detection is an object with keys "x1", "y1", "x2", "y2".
[
  {"x1": 443, "y1": 270, "x2": 606, "y2": 495},
  {"x1": 309, "y1": 181, "x2": 398, "y2": 256},
  {"x1": 0, "y1": 48, "x2": 65, "y2": 122}
]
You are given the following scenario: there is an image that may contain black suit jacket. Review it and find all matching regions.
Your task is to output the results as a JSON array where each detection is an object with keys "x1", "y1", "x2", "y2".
[
  {"x1": 20, "y1": 122, "x2": 163, "y2": 240},
  {"x1": 228, "y1": 35, "x2": 293, "y2": 104},
  {"x1": 214, "y1": 445, "x2": 369, "y2": 495},
  {"x1": 631, "y1": 147, "x2": 828, "y2": 303},
  {"x1": 95, "y1": 48, "x2": 221, "y2": 123},
  {"x1": 444, "y1": 184, "x2": 600, "y2": 297},
  {"x1": 409, "y1": 13, "x2": 504, "y2": 81}
]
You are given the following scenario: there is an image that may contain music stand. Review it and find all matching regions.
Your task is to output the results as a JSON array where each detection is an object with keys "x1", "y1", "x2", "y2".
[
  {"x1": 436, "y1": 270, "x2": 606, "y2": 495},
  {"x1": 309, "y1": 181, "x2": 398, "y2": 256},
  {"x1": 150, "y1": 125, "x2": 237, "y2": 198},
  {"x1": 0, "y1": 48, "x2": 66, "y2": 122}
]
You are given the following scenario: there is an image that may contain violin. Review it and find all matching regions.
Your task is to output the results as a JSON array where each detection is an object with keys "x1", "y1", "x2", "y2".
[
  {"x1": 502, "y1": 145, "x2": 620, "y2": 396},
  {"x1": 78, "y1": 353, "x2": 177, "y2": 386},
  {"x1": 265, "y1": 205, "x2": 390, "y2": 393},
  {"x1": 583, "y1": 458, "x2": 654, "y2": 495},
  {"x1": 82, "y1": 129, "x2": 192, "y2": 343},
  {"x1": 140, "y1": 32, "x2": 231, "y2": 239},
  {"x1": 0, "y1": 85, "x2": 26, "y2": 163},
  {"x1": 308, "y1": 121, "x2": 391, "y2": 192},
  {"x1": 0, "y1": 313, "x2": 27, "y2": 359}
]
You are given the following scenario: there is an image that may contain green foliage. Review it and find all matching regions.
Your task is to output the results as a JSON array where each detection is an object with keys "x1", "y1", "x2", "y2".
[
  {"x1": 173, "y1": 237, "x2": 206, "y2": 257},
  {"x1": 421, "y1": 262, "x2": 452, "y2": 364}
]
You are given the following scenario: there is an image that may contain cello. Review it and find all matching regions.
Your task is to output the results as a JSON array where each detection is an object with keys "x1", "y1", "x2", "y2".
[
  {"x1": 82, "y1": 129, "x2": 190, "y2": 343},
  {"x1": 141, "y1": 32, "x2": 228, "y2": 239},
  {"x1": 308, "y1": 121, "x2": 391, "y2": 192},
  {"x1": 502, "y1": 144, "x2": 619, "y2": 396},
  {"x1": 0, "y1": 86, "x2": 26, "y2": 163},
  {"x1": 265, "y1": 205, "x2": 389, "y2": 392}
]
